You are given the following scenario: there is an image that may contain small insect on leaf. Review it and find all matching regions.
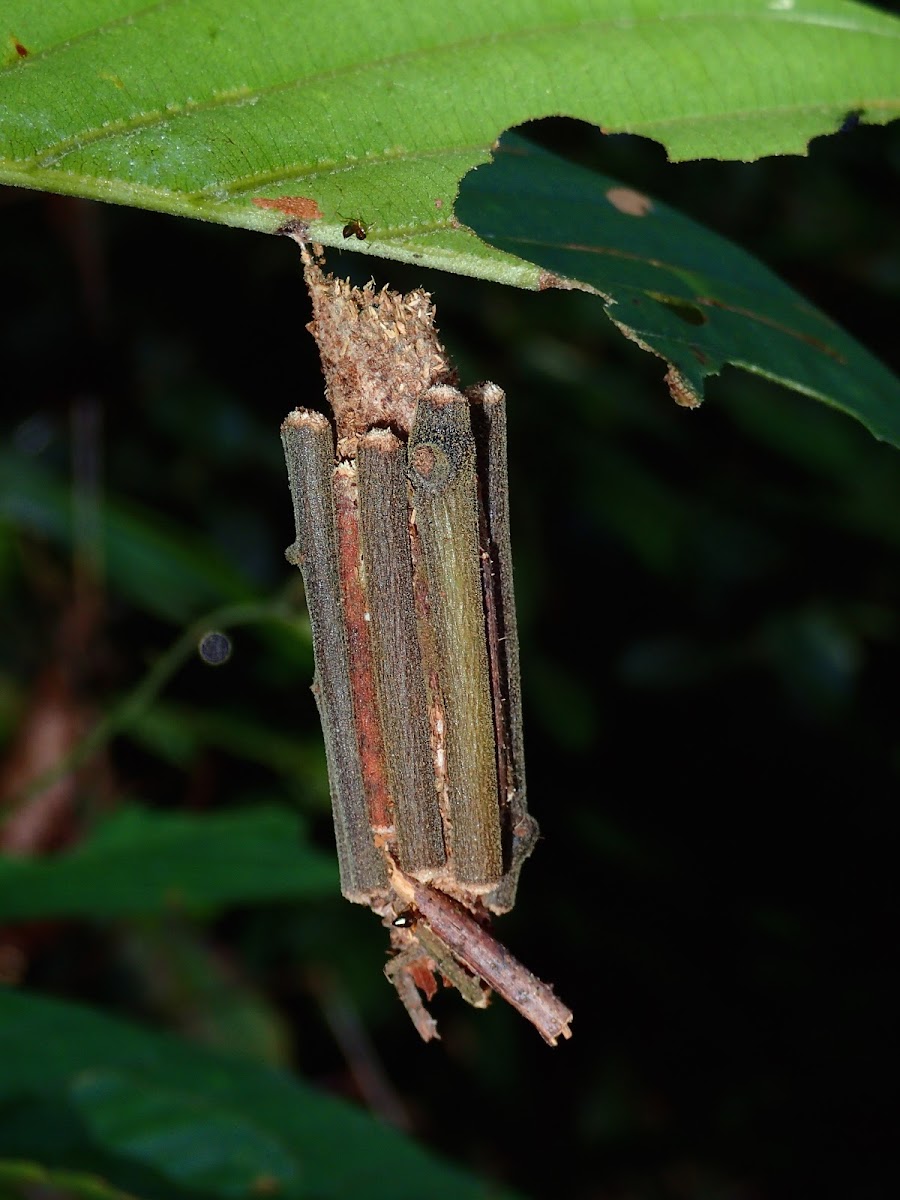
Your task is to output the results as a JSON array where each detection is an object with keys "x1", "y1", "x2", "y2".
[{"x1": 342, "y1": 218, "x2": 370, "y2": 241}]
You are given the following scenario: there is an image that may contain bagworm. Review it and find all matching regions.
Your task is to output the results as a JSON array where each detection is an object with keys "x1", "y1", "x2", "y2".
[{"x1": 280, "y1": 252, "x2": 571, "y2": 1045}]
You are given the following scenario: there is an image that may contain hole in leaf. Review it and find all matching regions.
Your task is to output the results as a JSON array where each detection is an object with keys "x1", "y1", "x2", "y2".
[{"x1": 838, "y1": 108, "x2": 864, "y2": 134}]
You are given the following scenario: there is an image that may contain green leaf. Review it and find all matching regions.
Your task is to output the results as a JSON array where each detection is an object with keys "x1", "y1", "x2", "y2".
[
  {"x1": 2, "y1": 2, "x2": 897, "y2": 433},
  {"x1": 117, "y1": 922, "x2": 294, "y2": 1067},
  {"x1": 72, "y1": 1072, "x2": 302, "y2": 1199},
  {"x1": 0, "y1": 1160, "x2": 139, "y2": 1200},
  {"x1": 0, "y1": 989, "x2": 514, "y2": 1200},
  {"x1": 0, "y1": 452, "x2": 256, "y2": 624},
  {"x1": 0, "y1": 805, "x2": 337, "y2": 922},
  {"x1": 457, "y1": 134, "x2": 900, "y2": 445},
  {"x1": 1, "y1": 0, "x2": 897, "y2": 280},
  {"x1": 132, "y1": 701, "x2": 325, "y2": 784}
]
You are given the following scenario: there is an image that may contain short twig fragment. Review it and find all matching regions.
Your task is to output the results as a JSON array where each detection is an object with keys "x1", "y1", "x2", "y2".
[{"x1": 391, "y1": 870, "x2": 573, "y2": 1046}]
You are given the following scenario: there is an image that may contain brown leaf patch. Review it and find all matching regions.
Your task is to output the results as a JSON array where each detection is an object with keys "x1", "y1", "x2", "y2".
[{"x1": 252, "y1": 196, "x2": 322, "y2": 220}]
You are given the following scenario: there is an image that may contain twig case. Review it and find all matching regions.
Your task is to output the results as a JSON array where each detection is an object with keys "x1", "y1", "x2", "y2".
[{"x1": 281, "y1": 249, "x2": 571, "y2": 1044}]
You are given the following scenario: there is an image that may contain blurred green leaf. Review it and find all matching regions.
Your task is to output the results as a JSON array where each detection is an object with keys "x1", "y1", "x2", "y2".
[
  {"x1": 0, "y1": 1160, "x2": 139, "y2": 1200},
  {"x1": 723, "y1": 380, "x2": 900, "y2": 543},
  {"x1": 0, "y1": 989, "x2": 516, "y2": 1200},
  {"x1": 0, "y1": 452, "x2": 256, "y2": 623},
  {"x1": 73, "y1": 1072, "x2": 302, "y2": 1199},
  {"x1": 132, "y1": 702, "x2": 323, "y2": 783},
  {"x1": 459, "y1": 135, "x2": 900, "y2": 443},
  {"x1": 758, "y1": 607, "x2": 862, "y2": 716},
  {"x1": 119, "y1": 921, "x2": 294, "y2": 1066},
  {"x1": 0, "y1": 805, "x2": 337, "y2": 922},
  {"x1": 1, "y1": 0, "x2": 897, "y2": 281}
]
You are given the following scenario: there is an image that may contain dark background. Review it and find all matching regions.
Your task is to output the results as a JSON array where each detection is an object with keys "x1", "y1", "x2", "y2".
[{"x1": 2, "y1": 112, "x2": 899, "y2": 1199}]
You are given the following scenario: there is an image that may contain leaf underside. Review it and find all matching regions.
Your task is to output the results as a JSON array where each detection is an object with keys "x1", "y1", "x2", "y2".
[
  {"x1": 458, "y1": 135, "x2": 900, "y2": 444},
  {"x1": 2, "y1": 0, "x2": 899, "y2": 433}
]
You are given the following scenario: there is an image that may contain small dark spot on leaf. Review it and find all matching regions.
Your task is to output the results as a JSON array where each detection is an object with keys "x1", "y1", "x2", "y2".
[
  {"x1": 434, "y1": 197, "x2": 444, "y2": 209},
  {"x1": 838, "y1": 108, "x2": 864, "y2": 134},
  {"x1": 690, "y1": 344, "x2": 708, "y2": 365},
  {"x1": 12, "y1": 37, "x2": 28, "y2": 58},
  {"x1": 648, "y1": 293, "x2": 707, "y2": 326}
]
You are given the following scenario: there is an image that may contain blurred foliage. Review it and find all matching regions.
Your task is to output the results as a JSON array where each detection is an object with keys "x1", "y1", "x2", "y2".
[
  {"x1": 1, "y1": 111, "x2": 899, "y2": 1200},
  {"x1": 0, "y1": 989, "x2": 505, "y2": 1200},
  {"x1": 0, "y1": 806, "x2": 336, "y2": 921},
  {"x1": 0, "y1": 1159, "x2": 138, "y2": 1200}
]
